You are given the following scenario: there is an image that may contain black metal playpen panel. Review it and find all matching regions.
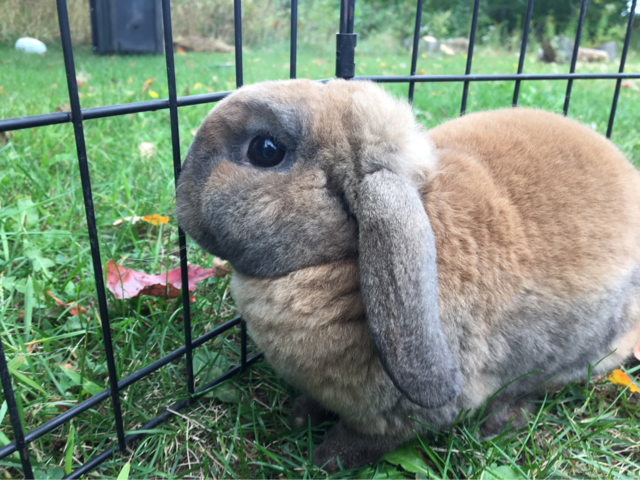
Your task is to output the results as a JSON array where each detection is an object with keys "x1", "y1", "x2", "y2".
[{"x1": 0, "y1": 0, "x2": 638, "y2": 477}]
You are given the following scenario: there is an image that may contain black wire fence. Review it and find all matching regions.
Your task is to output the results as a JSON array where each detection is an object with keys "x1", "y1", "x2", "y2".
[{"x1": 0, "y1": 0, "x2": 638, "y2": 477}]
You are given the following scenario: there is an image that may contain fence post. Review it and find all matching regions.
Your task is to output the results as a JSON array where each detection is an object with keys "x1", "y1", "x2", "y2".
[{"x1": 336, "y1": 0, "x2": 357, "y2": 79}]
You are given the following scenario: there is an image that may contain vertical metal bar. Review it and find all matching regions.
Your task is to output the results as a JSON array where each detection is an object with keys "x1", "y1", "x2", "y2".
[
  {"x1": 606, "y1": 0, "x2": 636, "y2": 138},
  {"x1": 346, "y1": 0, "x2": 355, "y2": 33},
  {"x1": 88, "y1": 0, "x2": 99, "y2": 54},
  {"x1": 408, "y1": 0, "x2": 424, "y2": 104},
  {"x1": 290, "y1": 0, "x2": 298, "y2": 79},
  {"x1": 56, "y1": 0, "x2": 126, "y2": 451},
  {"x1": 336, "y1": 0, "x2": 357, "y2": 79},
  {"x1": 512, "y1": 0, "x2": 535, "y2": 107},
  {"x1": 160, "y1": 0, "x2": 194, "y2": 396},
  {"x1": 563, "y1": 0, "x2": 588, "y2": 115},
  {"x1": 460, "y1": 0, "x2": 480, "y2": 116},
  {"x1": 339, "y1": 0, "x2": 355, "y2": 34},
  {"x1": 234, "y1": 0, "x2": 244, "y2": 88},
  {"x1": 0, "y1": 340, "x2": 33, "y2": 479},
  {"x1": 240, "y1": 320, "x2": 248, "y2": 371}
]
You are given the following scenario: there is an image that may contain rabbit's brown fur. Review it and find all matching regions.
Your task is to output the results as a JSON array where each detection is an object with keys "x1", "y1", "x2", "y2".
[{"x1": 176, "y1": 79, "x2": 640, "y2": 472}]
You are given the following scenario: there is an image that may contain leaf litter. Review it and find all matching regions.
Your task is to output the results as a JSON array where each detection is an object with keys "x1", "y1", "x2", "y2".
[{"x1": 105, "y1": 258, "x2": 231, "y2": 303}]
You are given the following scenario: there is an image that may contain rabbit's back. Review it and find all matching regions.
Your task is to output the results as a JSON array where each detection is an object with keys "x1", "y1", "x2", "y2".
[{"x1": 426, "y1": 108, "x2": 640, "y2": 399}]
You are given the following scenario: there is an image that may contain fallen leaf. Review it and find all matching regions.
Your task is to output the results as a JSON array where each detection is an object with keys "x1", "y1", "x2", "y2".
[
  {"x1": 193, "y1": 82, "x2": 203, "y2": 90},
  {"x1": 141, "y1": 214, "x2": 169, "y2": 225},
  {"x1": 47, "y1": 291, "x2": 87, "y2": 316},
  {"x1": 127, "y1": 76, "x2": 133, "y2": 84},
  {"x1": 138, "y1": 142, "x2": 155, "y2": 158},
  {"x1": 607, "y1": 369, "x2": 640, "y2": 394},
  {"x1": 211, "y1": 257, "x2": 232, "y2": 277},
  {"x1": 142, "y1": 77, "x2": 155, "y2": 91},
  {"x1": 54, "y1": 103, "x2": 71, "y2": 112},
  {"x1": 148, "y1": 90, "x2": 159, "y2": 99},
  {"x1": 178, "y1": 47, "x2": 186, "y2": 55},
  {"x1": 106, "y1": 259, "x2": 231, "y2": 302},
  {"x1": 112, "y1": 216, "x2": 143, "y2": 226}
]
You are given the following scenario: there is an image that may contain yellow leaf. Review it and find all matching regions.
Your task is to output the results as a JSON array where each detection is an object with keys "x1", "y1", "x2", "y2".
[
  {"x1": 607, "y1": 369, "x2": 640, "y2": 394},
  {"x1": 142, "y1": 214, "x2": 170, "y2": 226},
  {"x1": 149, "y1": 90, "x2": 159, "y2": 99},
  {"x1": 193, "y1": 82, "x2": 203, "y2": 90},
  {"x1": 127, "y1": 76, "x2": 133, "y2": 84}
]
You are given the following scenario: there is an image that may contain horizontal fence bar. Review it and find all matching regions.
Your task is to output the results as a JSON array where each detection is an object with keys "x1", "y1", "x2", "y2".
[
  {"x1": 64, "y1": 352, "x2": 264, "y2": 479},
  {"x1": 0, "y1": 92, "x2": 232, "y2": 132},
  {"x1": 0, "y1": 317, "x2": 242, "y2": 461},
  {"x1": 358, "y1": 72, "x2": 640, "y2": 83},
  {"x1": 4, "y1": 70, "x2": 640, "y2": 133}
]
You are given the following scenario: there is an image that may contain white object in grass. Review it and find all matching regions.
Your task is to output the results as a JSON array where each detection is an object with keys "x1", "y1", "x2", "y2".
[{"x1": 15, "y1": 37, "x2": 47, "y2": 54}]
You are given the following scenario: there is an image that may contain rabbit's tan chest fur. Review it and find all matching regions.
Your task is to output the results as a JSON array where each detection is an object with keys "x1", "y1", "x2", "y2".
[
  {"x1": 231, "y1": 263, "x2": 404, "y2": 430},
  {"x1": 231, "y1": 108, "x2": 640, "y2": 432}
]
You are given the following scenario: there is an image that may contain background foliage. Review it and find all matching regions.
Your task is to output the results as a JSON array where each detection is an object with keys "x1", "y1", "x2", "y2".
[{"x1": 1, "y1": 0, "x2": 638, "y2": 49}]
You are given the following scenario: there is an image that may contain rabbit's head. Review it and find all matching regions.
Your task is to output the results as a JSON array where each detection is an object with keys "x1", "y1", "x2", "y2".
[{"x1": 176, "y1": 79, "x2": 462, "y2": 409}]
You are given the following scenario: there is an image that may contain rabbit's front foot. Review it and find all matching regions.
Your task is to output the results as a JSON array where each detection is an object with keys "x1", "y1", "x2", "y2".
[
  {"x1": 290, "y1": 394, "x2": 333, "y2": 428},
  {"x1": 313, "y1": 421, "x2": 398, "y2": 473}
]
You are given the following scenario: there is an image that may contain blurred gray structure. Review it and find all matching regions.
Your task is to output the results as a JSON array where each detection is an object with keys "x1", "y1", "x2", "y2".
[{"x1": 90, "y1": 0, "x2": 163, "y2": 54}]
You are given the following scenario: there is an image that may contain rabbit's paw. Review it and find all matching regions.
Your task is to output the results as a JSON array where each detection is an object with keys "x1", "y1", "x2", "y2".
[
  {"x1": 313, "y1": 421, "x2": 396, "y2": 473},
  {"x1": 290, "y1": 394, "x2": 333, "y2": 428}
]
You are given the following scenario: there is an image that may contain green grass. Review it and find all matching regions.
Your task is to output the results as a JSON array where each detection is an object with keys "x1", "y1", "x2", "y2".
[{"x1": 1, "y1": 40, "x2": 640, "y2": 479}]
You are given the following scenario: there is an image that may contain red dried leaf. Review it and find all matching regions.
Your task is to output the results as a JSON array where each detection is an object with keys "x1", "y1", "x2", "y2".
[
  {"x1": 106, "y1": 259, "x2": 230, "y2": 303},
  {"x1": 46, "y1": 291, "x2": 87, "y2": 316}
]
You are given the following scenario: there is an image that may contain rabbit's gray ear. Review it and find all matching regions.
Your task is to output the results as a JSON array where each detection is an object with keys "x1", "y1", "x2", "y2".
[{"x1": 356, "y1": 169, "x2": 462, "y2": 409}]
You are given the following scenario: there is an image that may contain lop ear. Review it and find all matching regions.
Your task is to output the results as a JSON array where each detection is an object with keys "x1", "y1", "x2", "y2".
[{"x1": 356, "y1": 169, "x2": 462, "y2": 409}]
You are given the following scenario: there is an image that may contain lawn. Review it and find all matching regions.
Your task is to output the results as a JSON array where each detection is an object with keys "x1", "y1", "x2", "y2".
[{"x1": 1, "y1": 39, "x2": 640, "y2": 479}]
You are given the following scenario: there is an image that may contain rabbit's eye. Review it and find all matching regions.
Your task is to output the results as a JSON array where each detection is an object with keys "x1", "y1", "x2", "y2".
[{"x1": 247, "y1": 135, "x2": 286, "y2": 168}]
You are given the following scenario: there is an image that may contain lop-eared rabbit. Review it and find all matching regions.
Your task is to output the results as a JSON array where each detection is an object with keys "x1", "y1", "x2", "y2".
[{"x1": 176, "y1": 79, "x2": 640, "y2": 472}]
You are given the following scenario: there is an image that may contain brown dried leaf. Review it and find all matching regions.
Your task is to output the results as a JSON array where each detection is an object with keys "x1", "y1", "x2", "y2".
[
  {"x1": 46, "y1": 291, "x2": 87, "y2": 316},
  {"x1": 142, "y1": 77, "x2": 156, "y2": 91}
]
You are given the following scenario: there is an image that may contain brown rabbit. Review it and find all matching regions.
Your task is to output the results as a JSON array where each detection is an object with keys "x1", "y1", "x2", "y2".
[{"x1": 175, "y1": 79, "x2": 640, "y2": 472}]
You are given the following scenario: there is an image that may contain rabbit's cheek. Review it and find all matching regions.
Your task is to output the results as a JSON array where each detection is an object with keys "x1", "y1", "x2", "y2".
[{"x1": 192, "y1": 161, "x2": 358, "y2": 277}]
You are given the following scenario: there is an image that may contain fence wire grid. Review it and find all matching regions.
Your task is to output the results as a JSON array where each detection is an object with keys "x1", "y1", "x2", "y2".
[{"x1": 0, "y1": 0, "x2": 639, "y2": 477}]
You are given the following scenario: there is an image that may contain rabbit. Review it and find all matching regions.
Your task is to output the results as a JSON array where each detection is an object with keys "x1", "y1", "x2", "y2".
[{"x1": 175, "y1": 78, "x2": 640, "y2": 472}]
